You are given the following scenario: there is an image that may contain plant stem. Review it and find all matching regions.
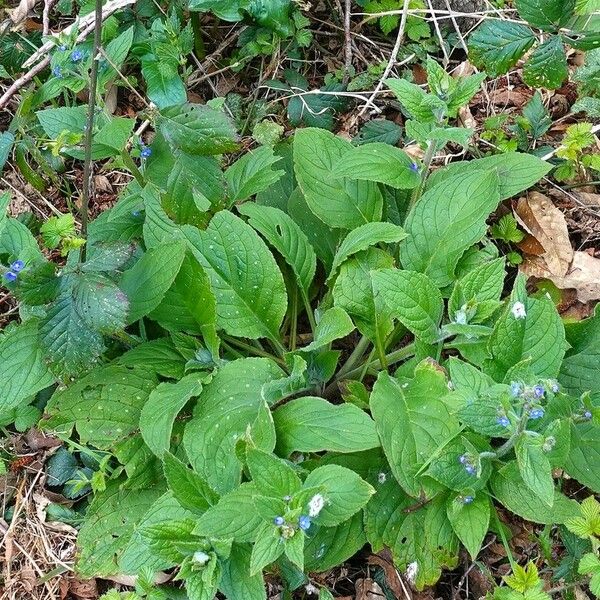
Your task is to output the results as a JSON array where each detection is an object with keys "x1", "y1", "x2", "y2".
[
  {"x1": 290, "y1": 287, "x2": 298, "y2": 351},
  {"x1": 409, "y1": 139, "x2": 437, "y2": 211},
  {"x1": 80, "y1": 0, "x2": 103, "y2": 262},
  {"x1": 337, "y1": 335, "x2": 370, "y2": 379},
  {"x1": 121, "y1": 150, "x2": 145, "y2": 186},
  {"x1": 224, "y1": 336, "x2": 287, "y2": 368},
  {"x1": 301, "y1": 290, "x2": 317, "y2": 335}
]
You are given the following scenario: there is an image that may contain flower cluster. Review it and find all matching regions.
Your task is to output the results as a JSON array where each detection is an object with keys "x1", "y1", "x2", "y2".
[
  {"x1": 140, "y1": 145, "x2": 152, "y2": 159},
  {"x1": 459, "y1": 453, "x2": 477, "y2": 476},
  {"x1": 4, "y1": 260, "x2": 25, "y2": 283}
]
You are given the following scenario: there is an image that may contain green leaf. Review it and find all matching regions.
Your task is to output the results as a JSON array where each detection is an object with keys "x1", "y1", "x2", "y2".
[
  {"x1": 0, "y1": 132, "x2": 14, "y2": 172},
  {"x1": 523, "y1": 36, "x2": 568, "y2": 89},
  {"x1": 385, "y1": 78, "x2": 445, "y2": 122},
  {"x1": 371, "y1": 269, "x2": 444, "y2": 343},
  {"x1": 157, "y1": 103, "x2": 239, "y2": 155},
  {"x1": 120, "y1": 241, "x2": 186, "y2": 323},
  {"x1": 36, "y1": 106, "x2": 87, "y2": 138},
  {"x1": 246, "y1": 448, "x2": 302, "y2": 498},
  {"x1": 76, "y1": 481, "x2": 164, "y2": 577},
  {"x1": 250, "y1": 523, "x2": 286, "y2": 575},
  {"x1": 220, "y1": 544, "x2": 266, "y2": 600},
  {"x1": 163, "y1": 452, "x2": 219, "y2": 514},
  {"x1": 238, "y1": 203, "x2": 317, "y2": 297},
  {"x1": 370, "y1": 363, "x2": 460, "y2": 497},
  {"x1": 485, "y1": 276, "x2": 566, "y2": 381},
  {"x1": 354, "y1": 119, "x2": 403, "y2": 146},
  {"x1": 328, "y1": 222, "x2": 406, "y2": 281},
  {"x1": 333, "y1": 143, "x2": 421, "y2": 190},
  {"x1": 564, "y1": 422, "x2": 600, "y2": 493},
  {"x1": 523, "y1": 92, "x2": 552, "y2": 138},
  {"x1": 300, "y1": 307, "x2": 355, "y2": 352},
  {"x1": 94, "y1": 117, "x2": 135, "y2": 153},
  {"x1": 515, "y1": 0, "x2": 575, "y2": 30},
  {"x1": 139, "y1": 373, "x2": 205, "y2": 457},
  {"x1": 400, "y1": 170, "x2": 500, "y2": 288},
  {"x1": 578, "y1": 553, "x2": 600, "y2": 598},
  {"x1": 195, "y1": 483, "x2": 263, "y2": 542},
  {"x1": 427, "y1": 152, "x2": 551, "y2": 201},
  {"x1": 293, "y1": 128, "x2": 383, "y2": 229},
  {"x1": 0, "y1": 320, "x2": 54, "y2": 413},
  {"x1": 516, "y1": 436, "x2": 555, "y2": 506},
  {"x1": 43, "y1": 365, "x2": 157, "y2": 449},
  {"x1": 99, "y1": 26, "x2": 134, "y2": 90},
  {"x1": 303, "y1": 464, "x2": 375, "y2": 526},
  {"x1": 468, "y1": 20, "x2": 536, "y2": 76},
  {"x1": 446, "y1": 494, "x2": 490, "y2": 559},
  {"x1": 225, "y1": 146, "x2": 284, "y2": 203},
  {"x1": 491, "y1": 462, "x2": 579, "y2": 524},
  {"x1": 273, "y1": 396, "x2": 380, "y2": 455},
  {"x1": 141, "y1": 58, "x2": 186, "y2": 109},
  {"x1": 118, "y1": 338, "x2": 187, "y2": 379},
  {"x1": 183, "y1": 211, "x2": 288, "y2": 341},
  {"x1": 183, "y1": 358, "x2": 284, "y2": 494},
  {"x1": 333, "y1": 248, "x2": 394, "y2": 346}
]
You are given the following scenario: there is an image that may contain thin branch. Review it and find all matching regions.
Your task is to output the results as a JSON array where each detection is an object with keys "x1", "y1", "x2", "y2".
[
  {"x1": 80, "y1": 0, "x2": 103, "y2": 261},
  {"x1": 343, "y1": 0, "x2": 353, "y2": 83}
]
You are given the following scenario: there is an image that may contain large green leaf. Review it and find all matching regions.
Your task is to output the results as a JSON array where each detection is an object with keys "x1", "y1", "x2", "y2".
[
  {"x1": 0, "y1": 132, "x2": 14, "y2": 173},
  {"x1": 300, "y1": 307, "x2": 355, "y2": 352},
  {"x1": 400, "y1": 170, "x2": 500, "y2": 287},
  {"x1": 141, "y1": 58, "x2": 186, "y2": 109},
  {"x1": 446, "y1": 494, "x2": 490, "y2": 560},
  {"x1": 515, "y1": 436, "x2": 555, "y2": 507},
  {"x1": 183, "y1": 358, "x2": 284, "y2": 494},
  {"x1": 468, "y1": 21, "x2": 536, "y2": 76},
  {"x1": 157, "y1": 103, "x2": 239, "y2": 155},
  {"x1": 371, "y1": 269, "x2": 444, "y2": 344},
  {"x1": 523, "y1": 36, "x2": 568, "y2": 89},
  {"x1": 238, "y1": 203, "x2": 316, "y2": 296},
  {"x1": 0, "y1": 321, "x2": 54, "y2": 413},
  {"x1": 385, "y1": 78, "x2": 445, "y2": 122},
  {"x1": 220, "y1": 544, "x2": 267, "y2": 600},
  {"x1": 140, "y1": 373, "x2": 205, "y2": 457},
  {"x1": 273, "y1": 396, "x2": 380, "y2": 455},
  {"x1": 564, "y1": 422, "x2": 600, "y2": 493},
  {"x1": 332, "y1": 143, "x2": 421, "y2": 190},
  {"x1": 370, "y1": 363, "x2": 460, "y2": 498},
  {"x1": 43, "y1": 365, "x2": 157, "y2": 449},
  {"x1": 515, "y1": 0, "x2": 575, "y2": 30},
  {"x1": 293, "y1": 128, "x2": 383, "y2": 229},
  {"x1": 183, "y1": 211, "x2": 287, "y2": 341},
  {"x1": 120, "y1": 241, "x2": 186, "y2": 324}
]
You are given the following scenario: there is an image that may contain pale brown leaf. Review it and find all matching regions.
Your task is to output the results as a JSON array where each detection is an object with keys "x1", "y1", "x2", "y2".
[{"x1": 356, "y1": 578, "x2": 385, "y2": 600}]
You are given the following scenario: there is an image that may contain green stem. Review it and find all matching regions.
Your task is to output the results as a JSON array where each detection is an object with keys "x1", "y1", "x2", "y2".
[
  {"x1": 375, "y1": 334, "x2": 388, "y2": 371},
  {"x1": 495, "y1": 417, "x2": 527, "y2": 459},
  {"x1": 301, "y1": 289, "x2": 317, "y2": 335},
  {"x1": 190, "y1": 12, "x2": 206, "y2": 59},
  {"x1": 290, "y1": 287, "x2": 298, "y2": 351},
  {"x1": 224, "y1": 336, "x2": 286, "y2": 367},
  {"x1": 121, "y1": 150, "x2": 145, "y2": 187},
  {"x1": 408, "y1": 140, "x2": 437, "y2": 212},
  {"x1": 337, "y1": 335, "x2": 370, "y2": 379},
  {"x1": 493, "y1": 509, "x2": 517, "y2": 571}
]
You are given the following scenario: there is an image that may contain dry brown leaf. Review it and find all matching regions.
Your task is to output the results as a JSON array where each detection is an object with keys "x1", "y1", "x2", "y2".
[
  {"x1": 514, "y1": 192, "x2": 573, "y2": 277},
  {"x1": 368, "y1": 551, "x2": 411, "y2": 599},
  {"x1": 7, "y1": 0, "x2": 38, "y2": 25},
  {"x1": 521, "y1": 251, "x2": 600, "y2": 303},
  {"x1": 355, "y1": 578, "x2": 385, "y2": 599},
  {"x1": 575, "y1": 192, "x2": 600, "y2": 207}
]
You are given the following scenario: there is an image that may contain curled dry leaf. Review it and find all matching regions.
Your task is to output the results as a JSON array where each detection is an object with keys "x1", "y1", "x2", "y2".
[{"x1": 355, "y1": 578, "x2": 385, "y2": 600}]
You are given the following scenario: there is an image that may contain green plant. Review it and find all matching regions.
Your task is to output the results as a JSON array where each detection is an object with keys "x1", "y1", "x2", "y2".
[
  {"x1": 554, "y1": 122, "x2": 600, "y2": 181},
  {"x1": 468, "y1": 0, "x2": 600, "y2": 89}
]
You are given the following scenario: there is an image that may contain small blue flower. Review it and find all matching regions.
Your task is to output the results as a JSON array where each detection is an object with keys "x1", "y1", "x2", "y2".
[
  {"x1": 274, "y1": 516, "x2": 285, "y2": 526},
  {"x1": 464, "y1": 464, "x2": 476, "y2": 475},
  {"x1": 4, "y1": 271, "x2": 17, "y2": 283},
  {"x1": 459, "y1": 454, "x2": 468, "y2": 465},
  {"x1": 463, "y1": 495, "x2": 474, "y2": 504},
  {"x1": 131, "y1": 210, "x2": 141, "y2": 218},
  {"x1": 533, "y1": 385, "x2": 545, "y2": 399},
  {"x1": 510, "y1": 382, "x2": 523, "y2": 397},
  {"x1": 59, "y1": 44, "x2": 67, "y2": 51},
  {"x1": 551, "y1": 382, "x2": 560, "y2": 393},
  {"x1": 52, "y1": 65, "x2": 62, "y2": 78},
  {"x1": 70, "y1": 49, "x2": 83, "y2": 62},
  {"x1": 496, "y1": 415, "x2": 510, "y2": 428},
  {"x1": 529, "y1": 407, "x2": 545, "y2": 419},
  {"x1": 10, "y1": 260, "x2": 25, "y2": 272},
  {"x1": 298, "y1": 515, "x2": 311, "y2": 531},
  {"x1": 410, "y1": 162, "x2": 420, "y2": 173},
  {"x1": 140, "y1": 146, "x2": 152, "y2": 159},
  {"x1": 583, "y1": 410, "x2": 593, "y2": 420}
]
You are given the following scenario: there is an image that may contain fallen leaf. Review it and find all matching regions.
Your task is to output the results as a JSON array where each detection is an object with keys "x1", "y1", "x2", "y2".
[
  {"x1": 575, "y1": 192, "x2": 600, "y2": 207},
  {"x1": 7, "y1": 0, "x2": 38, "y2": 25},
  {"x1": 368, "y1": 551, "x2": 411, "y2": 599},
  {"x1": 521, "y1": 251, "x2": 600, "y2": 303},
  {"x1": 355, "y1": 578, "x2": 385, "y2": 599},
  {"x1": 515, "y1": 192, "x2": 573, "y2": 277}
]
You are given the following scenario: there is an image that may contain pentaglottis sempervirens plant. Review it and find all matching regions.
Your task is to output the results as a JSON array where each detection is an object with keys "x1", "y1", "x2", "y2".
[{"x1": 1, "y1": 67, "x2": 600, "y2": 598}]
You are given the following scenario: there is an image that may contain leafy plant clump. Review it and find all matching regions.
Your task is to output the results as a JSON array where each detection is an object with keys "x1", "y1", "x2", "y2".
[{"x1": 2, "y1": 64, "x2": 600, "y2": 596}]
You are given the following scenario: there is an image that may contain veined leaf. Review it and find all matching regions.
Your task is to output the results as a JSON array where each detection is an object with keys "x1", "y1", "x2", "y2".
[
  {"x1": 300, "y1": 306, "x2": 355, "y2": 352},
  {"x1": 400, "y1": 170, "x2": 500, "y2": 288},
  {"x1": 183, "y1": 211, "x2": 288, "y2": 341},
  {"x1": 385, "y1": 78, "x2": 445, "y2": 122},
  {"x1": 515, "y1": 0, "x2": 575, "y2": 30},
  {"x1": 516, "y1": 436, "x2": 555, "y2": 507},
  {"x1": 446, "y1": 494, "x2": 490, "y2": 559},
  {"x1": 564, "y1": 422, "x2": 600, "y2": 493},
  {"x1": 293, "y1": 128, "x2": 383, "y2": 229},
  {"x1": 523, "y1": 36, "x2": 568, "y2": 89}
]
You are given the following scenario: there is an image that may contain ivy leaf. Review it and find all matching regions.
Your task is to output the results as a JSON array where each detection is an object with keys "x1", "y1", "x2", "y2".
[
  {"x1": 293, "y1": 128, "x2": 383, "y2": 230},
  {"x1": 332, "y1": 143, "x2": 421, "y2": 190},
  {"x1": 523, "y1": 36, "x2": 568, "y2": 89},
  {"x1": 225, "y1": 146, "x2": 284, "y2": 204},
  {"x1": 183, "y1": 358, "x2": 284, "y2": 494},
  {"x1": 273, "y1": 396, "x2": 380, "y2": 455},
  {"x1": 371, "y1": 269, "x2": 444, "y2": 344},
  {"x1": 446, "y1": 494, "x2": 490, "y2": 559},
  {"x1": 515, "y1": 0, "x2": 575, "y2": 30},
  {"x1": 120, "y1": 241, "x2": 186, "y2": 324},
  {"x1": 515, "y1": 436, "x2": 555, "y2": 507},
  {"x1": 468, "y1": 21, "x2": 536, "y2": 76},
  {"x1": 157, "y1": 103, "x2": 239, "y2": 156},
  {"x1": 183, "y1": 211, "x2": 287, "y2": 342},
  {"x1": 401, "y1": 170, "x2": 500, "y2": 288},
  {"x1": 0, "y1": 320, "x2": 55, "y2": 413}
]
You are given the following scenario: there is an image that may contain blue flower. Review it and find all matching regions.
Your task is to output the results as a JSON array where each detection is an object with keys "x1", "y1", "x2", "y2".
[
  {"x1": 463, "y1": 495, "x2": 474, "y2": 504},
  {"x1": 410, "y1": 162, "x2": 420, "y2": 172},
  {"x1": 496, "y1": 415, "x2": 510, "y2": 428},
  {"x1": 4, "y1": 271, "x2": 17, "y2": 282},
  {"x1": 274, "y1": 516, "x2": 285, "y2": 526},
  {"x1": 131, "y1": 210, "x2": 141, "y2": 218},
  {"x1": 71, "y1": 49, "x2": 83, "y2": 62},
  {"x1": 52, "y1": 65, "x2": 62, "y2": 78},
  {"x1": 510, "y1": 382, "x2": 523, "y2": 397},
  {"x1": 140, "y1": 146, "x2": 152, "y2": 159},
  {"x1": 464, "y1": 464, "x2": 476, "y2": 475},
  {"x1": 551, "y1": 382, "x2": 559, "y2": 393},
  {"x1": 298, "y1": 515, "x2": 311, "y2": 531},
  {"x1": 583, "y1": 410, "x2": 593, "y2": 420},
  {"x1": 529, "y1": 407, "x2": 544, "y2": 419},
  {"x1": 533, "y1": 384, "x2": 545, "y2": 399},
  {"x1": 459, "y1": 454, "x2": 468, "y2": 465},
  {"x1": 10, "y1": 260, "x2": 25, "y2": 272},
  {"x1": 59, "y1": 44, "x2": 67, "y2": 51}
]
